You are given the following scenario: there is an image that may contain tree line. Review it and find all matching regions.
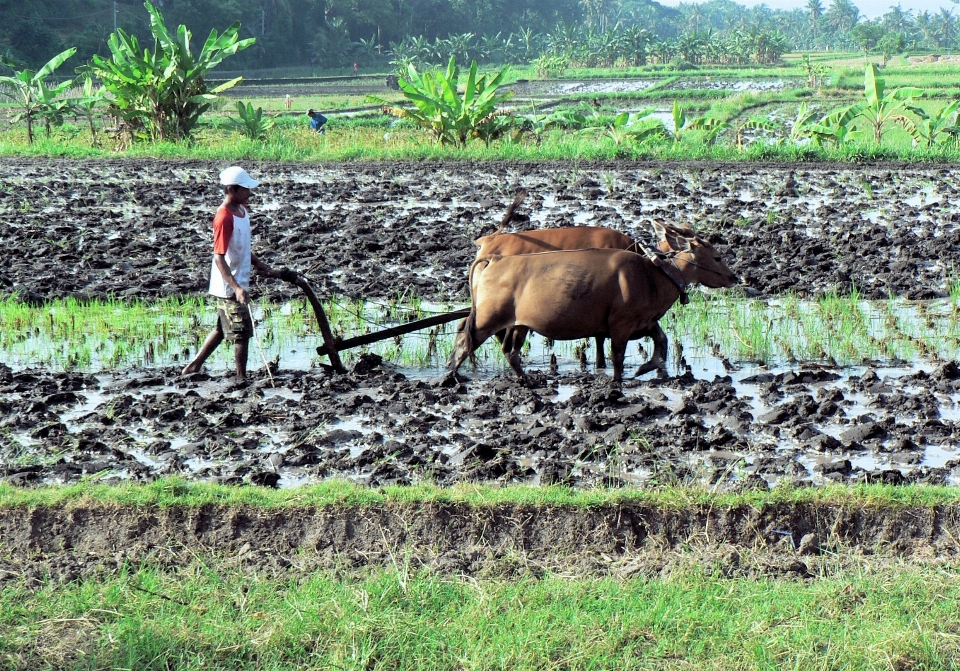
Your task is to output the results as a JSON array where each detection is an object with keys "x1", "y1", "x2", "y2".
[{"x1": 1, "y1": 0, "x2": 958, "y2": 72}]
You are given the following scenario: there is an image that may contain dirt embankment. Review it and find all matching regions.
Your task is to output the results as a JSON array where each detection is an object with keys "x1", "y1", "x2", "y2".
[{"x1": 2, "y1": 501, "x2": 959, "y2": 583}]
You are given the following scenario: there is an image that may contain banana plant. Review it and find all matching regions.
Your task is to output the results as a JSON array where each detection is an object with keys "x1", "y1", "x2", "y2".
[
  {"x1": 75, "y1": 77, "x2": 105, "y2": 145},
  {"x1": 734, "y1": 115, "x2": 782, "y2": 150},
  {"x1": 902, "y1": 100, "x2": 960, "y2": 146},
  {"x1": 228, "y1": 101, "x2": 276, "y2": 140},
  {"x1": 533, "y1": 54, "x2": 568, "y2": 78},
  {"x1": 793, "y1": 103, "x2": 864, "y2": 146},
  {"x1": 671, "y1": 101, "x2": 727, "y2": 145},
  {"x1": 581, "y1": 108, "x2": 669, "y2": 147},
  {"x1": 511, "y1": 107, "x2": 586, "y2": 144},
  {"x1": 790, "y1": 102, "x2": 818, "y2": 142},
  {"x1": 372, "y1": 56, "x2": 512, "y2": 148},
  {"x1": 858, "y1": 63, "x2": 923, "y2": 145},
  {"x1": 0, "y1": 48, "x2": 76, "y2": 144},
  {"x1": 89, "y1": 2, "x2": 254, "y2": 143}
]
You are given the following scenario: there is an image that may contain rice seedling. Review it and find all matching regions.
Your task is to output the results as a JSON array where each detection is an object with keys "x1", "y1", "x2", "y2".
[
  {"x1": 664, "y1": 291, "x2": 959, "y2": 368},
  {"x1": 2, "y1": 289, "x2": 956, "y2": 375}
]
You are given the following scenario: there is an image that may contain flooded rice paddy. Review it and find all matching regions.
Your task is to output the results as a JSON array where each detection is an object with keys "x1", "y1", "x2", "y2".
[{"x1": 1, "y1": 158, "x2": 959, "y2": 490}]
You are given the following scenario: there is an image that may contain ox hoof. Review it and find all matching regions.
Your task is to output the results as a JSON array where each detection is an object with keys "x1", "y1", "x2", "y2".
[
  {"x1": 634, "y1": 363, "x2": 668, "y2": 379},
  {"x1": 433, "y1": 371, "x2": 468, "y2": 387}
]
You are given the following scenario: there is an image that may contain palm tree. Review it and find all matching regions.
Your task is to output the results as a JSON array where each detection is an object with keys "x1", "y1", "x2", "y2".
[
  {"x1": 826, "y1": 0, "x2": 860, "y2": 35},
  {"x1": 581, "y1": 0, "x2": 619, "y2": 33},
  {"x1": 883, "y1": 4, "x2": 912, "y2": 33},
  {"x1": 807, "y1": 0, "x2": 824, "y2": 39},
  {"x1": 686, "y1": 4, "x2": 708, "y2": 32},
  {"x1": 915, "y1": 11, "x2": 934, "y2": 47},
  {"x1": 932, "y1": 8, "x2": 957, "y2": 48}
]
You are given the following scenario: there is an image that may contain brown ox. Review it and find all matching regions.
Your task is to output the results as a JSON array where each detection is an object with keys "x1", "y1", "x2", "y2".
[
  {"x1": 474, "y1": 226, "x2": 634, "y2": 258},
  {"x1": 474, "y1": 225, "x2": 646, "y2": 370},
  {"x1": 452, "y1": 224, "x2": 738, "y2": 383}
]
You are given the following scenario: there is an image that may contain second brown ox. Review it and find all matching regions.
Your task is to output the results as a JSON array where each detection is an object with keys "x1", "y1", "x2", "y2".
[
  {"x1": 474, "y1": 225, "x2": 639, "y2": 369},
  {"x1": 453, "y1": 223, "x2": 739, "y2": 383}
]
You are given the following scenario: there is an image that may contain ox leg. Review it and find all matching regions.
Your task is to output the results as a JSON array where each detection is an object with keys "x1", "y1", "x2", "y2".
[
  {"x1": 503, "y1": 326, "x2": 529, "y2": 380},
  {"x1": 611, "y1": 339, "x2": 628, "y2": 384},
  {"x1": 595, "y1": 336, "x2": 606, "y2": 369},
  {"x1": 635, "y1": 325, "x2": 669, "y2": 378},
  {"x1": 451, "y1": 312, "x2": 492, "y2": 373}
]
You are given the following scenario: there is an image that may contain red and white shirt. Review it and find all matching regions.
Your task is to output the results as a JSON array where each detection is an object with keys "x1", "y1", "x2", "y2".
[{"x1": 208, "y1": 205, "x2": 251, "y2": 299}]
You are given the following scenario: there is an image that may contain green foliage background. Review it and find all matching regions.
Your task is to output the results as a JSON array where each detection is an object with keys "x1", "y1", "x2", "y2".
[{"x1": 2, "y1": 0, "x2": 957, "y2": 73}]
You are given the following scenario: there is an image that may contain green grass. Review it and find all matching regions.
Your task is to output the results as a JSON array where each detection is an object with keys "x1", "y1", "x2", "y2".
[
  {"x1": 8, "y1": 118, "x2": 960, "y2": 162},
  {"x1": 2, "y1": 554, "x2": 960, "y2": 670},
  {"x1": 2, "y1": 477, "x2": 959, "y2": 509},
  {"x1": 0, "y1": 293, "x2": 449, "y2": 372}
]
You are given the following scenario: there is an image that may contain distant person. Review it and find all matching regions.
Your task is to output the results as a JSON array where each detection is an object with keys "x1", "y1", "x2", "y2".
[
  {"x1": 307, "y1": 109, "x2": 327, "y2": 134},
  {"x1": 181, "y1": 166, "x2": 284, "y2": 381},
  {"x1": 354, "y1": 61, "x2": 359, "y2": 75},
  {"x1": 284, "y1": 94, "x2": 292, "y2": 110}
]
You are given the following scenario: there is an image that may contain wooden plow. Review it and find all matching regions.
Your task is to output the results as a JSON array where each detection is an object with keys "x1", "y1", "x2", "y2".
[
  {"x1": 281, "y1": 271, "x2": 469, "y2": 374},
  {"x1": 280, "y1": 186, "x2": 528, "y2": 372}
]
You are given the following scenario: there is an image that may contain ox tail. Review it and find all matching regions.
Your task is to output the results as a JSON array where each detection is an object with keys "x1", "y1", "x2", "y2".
[
  {"x1": 451, "y1": 256, "x2": 494, "y2": 371},
  {"x1": 450, "y1": 310, "x2": 476, "y2": 372},
  {"x1": 493, "y1": 187, "x2": 528, "y2": 235}
]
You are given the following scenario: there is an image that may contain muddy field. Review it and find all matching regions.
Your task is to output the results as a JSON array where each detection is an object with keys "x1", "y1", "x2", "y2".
[{"x1": 1, "y1": 158, "x2": 959, "y2": 491}]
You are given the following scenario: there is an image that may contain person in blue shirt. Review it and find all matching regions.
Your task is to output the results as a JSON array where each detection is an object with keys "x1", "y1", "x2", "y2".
[{"x1": 307, "y1": 109, "x2": 327, "y2": 134}]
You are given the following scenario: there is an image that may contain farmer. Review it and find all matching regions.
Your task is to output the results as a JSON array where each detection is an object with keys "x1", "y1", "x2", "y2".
[
  {"x1": 307, "y1": 108, "x2": 327, "y2": 134},
  {"x1": 181, "y1": 166, "x2": 283, "y2": 380}
]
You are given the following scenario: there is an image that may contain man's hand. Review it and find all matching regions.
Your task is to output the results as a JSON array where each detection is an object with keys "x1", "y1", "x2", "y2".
[{"x1": 235, "y1": 287, "x2": 250, "y2": 305}]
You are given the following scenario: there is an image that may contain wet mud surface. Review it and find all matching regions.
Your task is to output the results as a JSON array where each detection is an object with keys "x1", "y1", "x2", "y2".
[
  {"x1": 1, "y1": 158, "x2": 959, "y2": 490},
  {"x1": 2, "y1": 158, "x2": 958, "y2": 304}
]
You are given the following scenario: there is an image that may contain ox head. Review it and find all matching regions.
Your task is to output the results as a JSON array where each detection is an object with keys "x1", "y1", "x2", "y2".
[{"x1": 653, "y1": 221, "x2": 739, "y2": 289}]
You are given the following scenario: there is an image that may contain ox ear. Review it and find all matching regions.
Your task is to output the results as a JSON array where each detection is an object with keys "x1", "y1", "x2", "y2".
[
  {"x1": 668, "y1": 231, "x2": 692, "y2": 252},
  {"x1": 654, "y1": 221, "x2": 689, "y2": 252},
  {"x1": 652, "y1": 220, "x2": 669, "y2": 242}
]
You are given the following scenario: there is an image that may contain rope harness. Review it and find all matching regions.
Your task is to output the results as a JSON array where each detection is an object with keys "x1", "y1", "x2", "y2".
[
  {"x1": 626, "y1": 238, "x2": 739, "y2": 303},
  {"x1": 626, "y1": 240, "x2": 690, "y2": 305}
]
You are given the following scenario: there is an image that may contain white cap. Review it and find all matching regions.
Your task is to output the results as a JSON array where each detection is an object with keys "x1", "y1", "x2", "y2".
[{"x1": 219, "y1": 166, "x2": 259, "y2": 189}]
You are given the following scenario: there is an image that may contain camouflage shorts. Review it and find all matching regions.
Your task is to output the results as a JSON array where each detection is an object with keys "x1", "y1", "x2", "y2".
[{"x1": 216, "y1": 297, "x2": 253, "y2": 342}]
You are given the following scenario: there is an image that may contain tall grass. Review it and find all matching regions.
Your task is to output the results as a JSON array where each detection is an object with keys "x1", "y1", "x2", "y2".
[
  {"x1": 2, "y1": 559, "x2": 960, "y2": 671},
  {"x1": 7, "y1": 108, "x2": 960, "y2": 162}
]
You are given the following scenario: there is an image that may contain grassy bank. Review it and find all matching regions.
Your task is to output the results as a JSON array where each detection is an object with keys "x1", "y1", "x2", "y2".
[
  {"x1": 3, "y1": 560, "x2": 960, "y2": 670},
  {"x1": 7, "y1": 120, "x2": 960, "y2": 163},
  {"x1": 4, "y1": 482, "x2": 960, "y2": 670},
  {"x1": 2, "y1": 477, "x2": 960, "y2": 509}
]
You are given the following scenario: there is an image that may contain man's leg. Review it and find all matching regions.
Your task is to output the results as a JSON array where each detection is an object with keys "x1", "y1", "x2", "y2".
[
  {"x1": 181, "y1": 328, "x2": 224, "y2": 375},
  {"x1": 234, "y1": 338, "x2": 249, "y2": 378}
]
